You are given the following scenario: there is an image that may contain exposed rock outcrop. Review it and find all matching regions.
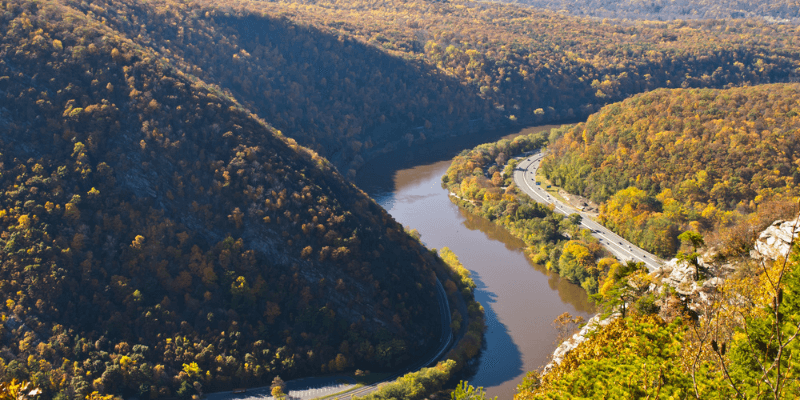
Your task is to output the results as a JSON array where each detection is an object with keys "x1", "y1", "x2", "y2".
[
  {"x1": 751, "y1": 217, "x2": 800, "y2": 261},
  {"x1": 543, "y1": 312, "x2": 621, "y2": 373},
  {"x1": 651, "y1": 216, "x2": 800, "y2": 306},
  {"x1": 543, "y1": 215, "x2": 800, "y2": 374}
]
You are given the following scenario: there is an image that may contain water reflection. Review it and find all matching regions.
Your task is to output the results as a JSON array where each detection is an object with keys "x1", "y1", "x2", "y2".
[
  {"x1": 469, "y1": 270, "x2": 524, "y2": 388},
  {"x1": 459, "y1": 207, "x2": 594, "y2": 314},
  {"x1": 355, "y1": 124, "x2": 594, "y2": 399},
  {"x1": 357, "y1": 125, "x2": 562, "y2": 208}
]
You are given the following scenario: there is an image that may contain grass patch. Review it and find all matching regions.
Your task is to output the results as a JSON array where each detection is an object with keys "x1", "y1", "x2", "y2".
[{"x1": 533, "y1": 168, "x2": 571, "y2": 206}]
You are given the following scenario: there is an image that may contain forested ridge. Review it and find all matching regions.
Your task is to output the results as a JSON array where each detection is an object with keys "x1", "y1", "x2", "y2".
[
  {"x1": 443, "y1": 91, "x2": 800, "y2": 399},
  {"x1": 52, "y1": 0, "x2": 800, "y2": 176},
  {"x1": 0, "y1": 1, "x2": 451, "y2": 398},
  {"x1": 541, "y1": 84, "x2": 800, "y2": 257},
  {"x1": 440, "y1": 122, "x2": 800, "y2": 400},
  {"x1": 496, "y1": 0, "x2": 800, "y2": 22}
]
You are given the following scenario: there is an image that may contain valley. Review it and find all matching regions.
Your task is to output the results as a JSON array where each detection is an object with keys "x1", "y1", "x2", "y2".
[
  {"x1": 356, "y1": 125, "x2": 595, "y2": 399},
  {"x1": 1, "y1": 0, "x2": 800, "y2": 399}
]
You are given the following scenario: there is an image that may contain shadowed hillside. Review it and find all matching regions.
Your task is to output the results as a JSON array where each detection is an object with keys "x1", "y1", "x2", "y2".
[
  {"x1": 0, "y1": 1, "x2": 444, "y2": 398},
  {"x1": 63, "y1": 0, "x2": 800, "y2": 175}
]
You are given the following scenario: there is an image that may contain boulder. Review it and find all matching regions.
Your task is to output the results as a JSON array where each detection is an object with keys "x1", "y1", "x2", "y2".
[
  {"x1": 751, "y1": 217, "x2": 800, "y2": 261},
  {"x1": 543, "y1": 313, "x2": 620, "y2": 373}
]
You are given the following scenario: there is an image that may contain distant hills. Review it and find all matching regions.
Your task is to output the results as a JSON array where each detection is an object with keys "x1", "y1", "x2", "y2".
[
  {"x1": 493, "y1": 0, "x2": 800, "y2": 22},
  {"x1": 57, "y1": 0, "x2": 800, "y2": 175}
]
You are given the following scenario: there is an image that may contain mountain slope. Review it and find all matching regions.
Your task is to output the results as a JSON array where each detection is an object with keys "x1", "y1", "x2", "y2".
[
  {"x1": 515, "y1": 217, "x2": 800, "y2": 399},
  {"x1": 59, "y1": 0, "x2": 800, "y2": 175},
  {"x1": 541, "y1": 84, "x2": 800, "y2": 256},
  {"x1": 0, "y1": 1, "x2": 443, "y2": 398}
]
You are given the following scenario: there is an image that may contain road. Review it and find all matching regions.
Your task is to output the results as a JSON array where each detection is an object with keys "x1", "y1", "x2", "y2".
[
  {"x1": 513, "y1": 151, "x2": 663, "y2": 271},
  {"x1": 204, "y1": 376, "x2": 357, "y2": 400},
  {"x1": 206, "y1": 279, "x2": 453, "y2": 400}
]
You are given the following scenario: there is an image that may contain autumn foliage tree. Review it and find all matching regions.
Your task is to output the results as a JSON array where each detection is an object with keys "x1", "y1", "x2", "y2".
[{"x1": 542, "y1": 85, "x2": 800, "y2": 257}]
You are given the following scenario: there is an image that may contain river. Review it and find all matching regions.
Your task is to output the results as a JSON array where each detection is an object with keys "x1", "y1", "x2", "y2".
[{"x1": 356, "y1": 125, "x2": 595, "y2": 399}]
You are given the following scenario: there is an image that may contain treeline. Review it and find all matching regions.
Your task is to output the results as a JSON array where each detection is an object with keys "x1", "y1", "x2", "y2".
[
  {"x1": 516, "y1": 234, "x2": 800, "y2": 399},
  {"x1": 0, "y1": 1, "x2": 447, "y2": 398},
  {"x1": 499, "y1": 0, "x2": 800, "y2": 22},
  {"x1": 61, "y1": 0, "x2": 800, "y2": 175},
  {"x1": 541, "y1": 84, "x2": 800, "y2": 257},
  {"x1": 442, "y1": 129, "x2": 627, "y2": 294}
]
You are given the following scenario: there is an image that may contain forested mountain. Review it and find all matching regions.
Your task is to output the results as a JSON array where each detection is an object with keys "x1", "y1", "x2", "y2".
[
  {"x1": 541, "y1": 84, "x2": 800, "y2": 257},
  {"x1": 54, "y1": 0, "x2": 800, "y2": 176},
  {"x1": 495, "y1": 0, "x2": 800, "y2": 22},
  {"x1": 5, "y1": 0, "x2": 800, "y2": 398},
  {"x1": 0, "y1": 1, "x2": 447, "y2": 398},
  {"x1": 515, "y1": 219, "x2": 800, "y2": 399}
]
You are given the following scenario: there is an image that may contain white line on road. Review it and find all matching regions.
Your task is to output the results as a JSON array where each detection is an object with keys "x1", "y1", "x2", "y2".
[{"x1": 513, "y1": 152, "x2": 662, "y2": 271}]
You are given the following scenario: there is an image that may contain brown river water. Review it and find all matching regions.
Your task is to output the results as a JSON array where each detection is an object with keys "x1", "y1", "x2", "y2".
[{"x1": 356, "y1": 125, "x2": 595, "y2": 399}]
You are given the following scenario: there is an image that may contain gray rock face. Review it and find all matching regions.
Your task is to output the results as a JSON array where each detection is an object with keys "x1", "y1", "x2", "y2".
[
  {"x1": 542, "y1": 313, "x2": 621, "y2": 373},
  {"x1": 751, "y1": 217, "x2": 800, "y2": 261},
  {"x1": 652, "y1": 258, "x2": 699, "y2": 296},
  {"x1": 543, "y1": 215, "x2": 800, "y2": 374},
  {"x1": 651, "y1": 216, "x2": 800, "y2": 303}
]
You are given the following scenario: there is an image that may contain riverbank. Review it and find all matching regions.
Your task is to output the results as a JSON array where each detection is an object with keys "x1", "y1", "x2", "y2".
[{"x1": 357, "y1": 124, "x2": 594, "y2": 398}]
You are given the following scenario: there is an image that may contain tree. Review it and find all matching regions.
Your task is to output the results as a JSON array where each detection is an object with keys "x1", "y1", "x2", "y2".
[
  {"x1": 271, "y1": 385, "x2": 286, "y2": 400},
  {"x1": 0, "y1": 380, "x2": 41, "y2": 400},
  {"x1": 678, "y1": 230, "x2": 705, "y2": 280},
  {"x1": 568, "y1": 213, "x2": 582, "y2": 226},
  {"x1": 270, "y1": 376, "x2": 286, "y2": 399},
  {"x1": 451, "y1": 381, "x2": 496, "y2": 400},
  {"x1": 552, "y1": 312, "x2": 585, "y2": 345},
  {"x1": 591, "y1": 261, "x2": 647, "y2": 318},
  {"x1": 678, "y1": 231, "x2": 705, "y2": 251},
  {"x1": 713, "y1": 218, "x2": 800, "y2": 398}
]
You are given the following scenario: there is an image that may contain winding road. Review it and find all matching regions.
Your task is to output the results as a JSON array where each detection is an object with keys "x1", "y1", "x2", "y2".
[
  {"x1": 206, "y1": 278, "x2": 452, "y2": 400},
  {"x1": 513, "y1": 151, "x2": 663, "y2": 271}
]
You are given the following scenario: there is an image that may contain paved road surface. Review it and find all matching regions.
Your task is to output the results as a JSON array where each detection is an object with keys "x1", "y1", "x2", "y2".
[
  {"x1": 513, "y1": 151, "x2": 663, "y2": 271},
  {"x1": 205, "y1": 376, "x2": 357, "y2": 400},
  {"x1": 206, "y1": 279, "x2": 453, "y2": 399}
]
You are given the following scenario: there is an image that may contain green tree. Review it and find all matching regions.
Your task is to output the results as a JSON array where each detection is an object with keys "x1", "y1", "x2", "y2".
[
  {"x1": 678, "y1": 231, "x2": 705, "y2": 280},
  {"x1": 451, "y1": 381, "x2": 496, "y2": 400}
]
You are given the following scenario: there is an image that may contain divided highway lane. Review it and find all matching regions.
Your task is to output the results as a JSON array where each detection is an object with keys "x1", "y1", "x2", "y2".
[{"x1": 513, "y1": 151, "x2": 663, "y2": 272}]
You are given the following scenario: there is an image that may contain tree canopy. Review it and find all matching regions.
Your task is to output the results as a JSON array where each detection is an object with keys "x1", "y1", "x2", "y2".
[
  {"x1": 0, "y1": 1, "x2": 448, "y2": 398},
  {"x1": 542, "y1": 84, "x2": 800, "y2": 257}
]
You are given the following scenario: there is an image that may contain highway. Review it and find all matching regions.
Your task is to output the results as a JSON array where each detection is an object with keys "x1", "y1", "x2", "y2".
[
  {"x1": 513, "y1": 151, "x2": 663, "y2": 271},
  {"x1": 206, "y1": 278, "x2": 453, "y2": 400}
]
